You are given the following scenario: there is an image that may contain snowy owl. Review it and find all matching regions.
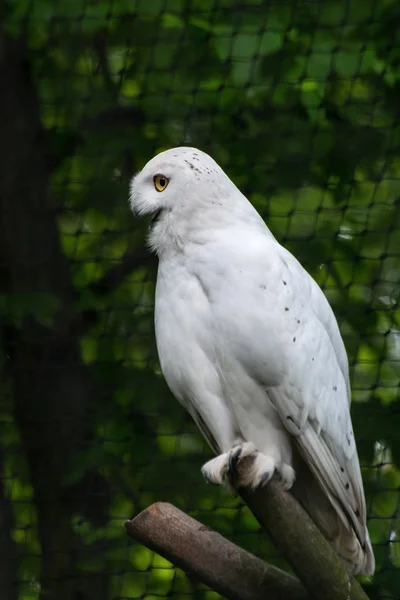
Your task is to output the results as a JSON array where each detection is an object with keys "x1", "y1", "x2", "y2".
[{"x1": 129, "y1": 146, "x2": 375, "y2": 575}]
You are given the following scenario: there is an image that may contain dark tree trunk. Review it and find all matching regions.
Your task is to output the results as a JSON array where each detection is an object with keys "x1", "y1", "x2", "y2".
[{"x1": 0, "y1": 31, "x2": 110, "y2": 600}]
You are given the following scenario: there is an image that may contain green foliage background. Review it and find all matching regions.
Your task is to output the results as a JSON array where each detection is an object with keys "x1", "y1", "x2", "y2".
[{"x1": 1, "y1": 0, "x2": 400, "y2": 598}]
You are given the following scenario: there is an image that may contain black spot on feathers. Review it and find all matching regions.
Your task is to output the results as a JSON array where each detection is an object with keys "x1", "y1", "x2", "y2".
[{"x1": 185, "y1": 159, "x2": 201, "y2": 174}]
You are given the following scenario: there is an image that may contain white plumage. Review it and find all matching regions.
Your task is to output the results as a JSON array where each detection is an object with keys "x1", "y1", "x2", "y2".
[{"x1": 129, "y1": 146, "x2": 375, "y2": 575}]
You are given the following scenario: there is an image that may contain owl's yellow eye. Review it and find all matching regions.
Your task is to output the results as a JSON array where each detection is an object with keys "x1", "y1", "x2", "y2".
[{"x1": 153, "y1": 174, "x2": 169, "y2": 192}]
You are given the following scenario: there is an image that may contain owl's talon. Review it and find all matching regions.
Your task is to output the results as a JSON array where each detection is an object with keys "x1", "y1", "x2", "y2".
[
  {"x1": 201, "y1": 452, "x2": 228, "y2": 485},
  {"x1": 258, "y1": 471, "x2": 271, "y2": 487},
  {"x1": 228, "y1": 446, "x2": 243, "y2": 475},
  {"x1": 202, "y1": 442, "x2": 294, "y2": 491}
]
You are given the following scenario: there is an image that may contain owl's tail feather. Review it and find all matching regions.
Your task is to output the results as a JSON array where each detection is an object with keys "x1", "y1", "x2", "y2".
[{"x1": 291, "y1": 459, "x2": 375, "y2": 575}]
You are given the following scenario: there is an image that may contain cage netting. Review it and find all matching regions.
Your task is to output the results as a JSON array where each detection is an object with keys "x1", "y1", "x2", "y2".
[{"x1": 1, "y1": 1, "x2": 400, "y2": 599}]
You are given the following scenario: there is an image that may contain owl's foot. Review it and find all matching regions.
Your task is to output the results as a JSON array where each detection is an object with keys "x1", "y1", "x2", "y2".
[{"x1": 201, "y1": 442, "x2": 295, "y2": 490}]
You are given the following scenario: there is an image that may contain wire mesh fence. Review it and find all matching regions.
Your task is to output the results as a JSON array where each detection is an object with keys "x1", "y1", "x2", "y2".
[{"x1": 1, "y1": 0, "x2": 400, "y2": 598}]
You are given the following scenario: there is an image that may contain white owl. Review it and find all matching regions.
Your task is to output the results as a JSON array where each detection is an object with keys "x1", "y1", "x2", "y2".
[{"x1": 129, "y1": 147, "x2": 375, "y2": 575}]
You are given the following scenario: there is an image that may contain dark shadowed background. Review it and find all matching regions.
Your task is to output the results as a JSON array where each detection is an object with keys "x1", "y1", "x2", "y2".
[{"x1": 1, "y1": 1, "x2": 399, "y2": 599}]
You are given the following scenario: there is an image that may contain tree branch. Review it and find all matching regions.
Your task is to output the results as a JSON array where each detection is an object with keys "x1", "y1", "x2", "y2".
[
  {"x1": 125, "y1": 502, "x2": 310, "y2": 600},
  {"x1": 236, "y1": 472, "x2": 370, "y2": 600}
]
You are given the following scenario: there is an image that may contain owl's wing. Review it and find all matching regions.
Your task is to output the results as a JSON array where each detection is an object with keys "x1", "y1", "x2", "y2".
[
  {"x1": 259, "y1": 246, "x2": 370, "y2": 560},
  {"x1": 190, "y1": 406, "x2": 221, "y2": 455}
]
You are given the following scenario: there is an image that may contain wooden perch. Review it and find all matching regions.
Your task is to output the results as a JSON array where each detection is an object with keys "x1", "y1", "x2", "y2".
[
  {"x1": 125, "y1": 458, "x2": 371, "y2": 600},
  {"x1": 125, "y1": 502, "x2": 310, "y2": 600},
  {"x1": 236, "y1": 474, "x2": 370, "y2": 600}
]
